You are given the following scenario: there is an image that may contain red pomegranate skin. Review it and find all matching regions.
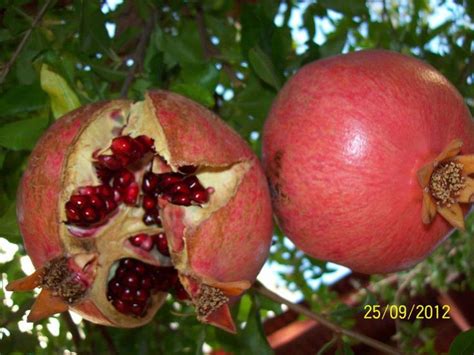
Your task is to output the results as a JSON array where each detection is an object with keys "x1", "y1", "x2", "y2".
[
  {"x1": 262, "y1": 50, "x2": 474, "y2": 274},
  {"x1": 16, "y1": 91, "x2": 273, "y2": 326},
  {"x1": 17, "y1": 101, "x2": 131, "y2": 324},
  {"x1": 17, "y1": 101, "x2": 124, "y2": 269},
  {"x1": 148, "y1": 91, "x2": 273, "y2": 282}
]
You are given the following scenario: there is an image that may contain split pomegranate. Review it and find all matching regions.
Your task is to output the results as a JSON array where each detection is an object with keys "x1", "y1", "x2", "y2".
[
  {"x1": 8, "y1": 91, "x2": 273, "y2": 332},
  {"x1": 262, "y1": 50, "x2": 474, "y2": 274}
]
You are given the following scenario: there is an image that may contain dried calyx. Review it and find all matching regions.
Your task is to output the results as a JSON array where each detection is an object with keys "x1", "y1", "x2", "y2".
[
  {"x1": 417, "y1": 139, "x2": 474, "y2": 230},
  {"x1": 8, "y1": 92, "x2": 273, "y2": 332}
]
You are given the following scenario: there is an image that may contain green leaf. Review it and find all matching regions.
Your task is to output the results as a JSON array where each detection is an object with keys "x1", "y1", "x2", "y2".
[
  {"x1": 0, "y1": 202, "x2": 20, "y2": 240},
  {"x1": 179, "y1": 63, "x2": 220, "y2": 92},
  {"x1": 40, "y1": 64, "x2": 80, "y2": 118},
  {"x1": 79, "y1": 1, "x2": 112, "y2": 55},
  {"x1": 319, "y1": 0, "x2": 367, "y2": 16},
  {"x1": 449, "y1": 328, "x2": 474, "y2": 355},
  {"x1": 0, "y1": 115, "x2": 48, "y2": 150},
  {"x1": 162, "y1": 20, "x2": 205, "y2": 66},
  {"x1": 249, "y1": 46, "x2": 281, "y2": 90},
  {"x1": 240, "y1": 295, "x2": 273, "y2": 355},
  {"x1": 0, "y1": 28, "x2": 12, "y2": 42},
  {"x1": 0, "y1": 84, "x2": 47, "y2": 116},
  {"x1": 171, "y1": 83, "x2": 215, "y2": 108}
]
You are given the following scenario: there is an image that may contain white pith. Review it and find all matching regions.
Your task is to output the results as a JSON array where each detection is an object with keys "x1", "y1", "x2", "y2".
[{"x1": 58, "y1": 98, "x2": 249, "y2": 326}]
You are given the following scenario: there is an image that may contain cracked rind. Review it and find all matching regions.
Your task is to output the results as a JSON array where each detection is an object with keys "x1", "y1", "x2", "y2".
[
  {"x1": 15, "y1": 90, "x2": 273, "y2": 330},
  {"x1": 17, "y1": 102, "x2": 118, "y2": 269},
  {"x1": 146, "y1": 91, "x2": 273, "y2": 330}
]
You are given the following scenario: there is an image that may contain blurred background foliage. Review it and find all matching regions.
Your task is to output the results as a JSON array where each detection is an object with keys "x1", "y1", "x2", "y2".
[{"x1": 0, "y1": 0, "x2": 473, "y2": 353}]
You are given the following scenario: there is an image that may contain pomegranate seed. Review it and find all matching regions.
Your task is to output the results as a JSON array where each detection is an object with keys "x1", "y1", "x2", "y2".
[
  {"x1": 112, "y1": 299, "x2": 129, "y2": 314},
  {"x1": 89, "y1": 194, "x2": 105, "y2": 210},
  {"x1": 158, "y1": 173, "x2": 182, "y2": 189},
  {"x1": 129, "y1": 233, "x2": 147, "y2": 247},
  {"x1": 98, "y1": 154, "x2": 124, "y2": 170},
  {"x1": 79, "y1": 186, "x2": 96, "y2": 196},
  {"x1": 131, "y1": 303, "x2": 145, "y2": 316},
  {"x1": 65, "y1": 203, "x2": 81, "y2": 222},
  {"x1": 95, "y1": 164, "x2": 114, "y2": 183},
  {"x1": 109, "y1": 279, "x2": 122, "y2": 295},
  {"x1": 123, "y1": 272, "x2": 139, "y2": 288},
  {"x1": 82, "y1": 207, "x2": 99, "y2": 223},
  {"x1": 184, "y1": 176, "x2": 200, "y2": 190},
  {"x1": 97, "y1": 185, "x2": 114, "y2": 197},
  {"x1": 143, "y1": 211, "x2": 158, "y2": 226},
  {"x1": 134, "y1": 263, "x2": 146, "y2": 274},
  {"x1": 178, "y1": 165, "x2": 197, "y2": 174},
  {"x1": 113, "y1": 169, "x2": 135, "y2": 189},
  {"x1": 120, "y1": 258, "x2": 136, "y2": 269},
  {"x1": 168, "y1": 182, "x2": 190, "y2": 195},
  {"x1": 174, "y1": 283, "x2": 190, "y2": 301},
  {"x1": 135, "y1": 135, "x2": 154, "y2": 151},
  {"x1": 111, "y1": 136, "x2": 137, "y2": 157},
  {"x1": 141, "y1": 276, "x2": 153, "y2": 289},
  {"x1": 153, "y1": 233, "x2": 170, "y2": 256},
  {"x1": 191, "y1": 189, "x2": 209, "y2": 204},
  {"x1": 135, "y1": 289, "x2": 149, "y2": 302},
  {"x1": 116, "y1": 267, "x2": 126, "y2": 279},
  {"x1": 140, "y1": 235, "x2": 154, "y2": 251},
  {"x1": 142, "y1": 195, "x2": 157, "y2": 210},
  {"x1": 120, "y1": 287, "x2": 134, "y2": 301},
  {"x1": 155, "y1": 268, "x2": 178, "y2": 291},
  {"x1": 69, "y1": 195, "x2": 88, "y2": 208},
  {"x1": 171, "y1": 194, "x2": 191, "y2": 206},
  {"x1": 104, "y1": 197, "x2": 117, "y2": 212},
  {"x1": 123, "y1": 183, "x2": 139, "y2": 205},
  {"x1": 142, "y1": 172, "x2": 160, "y2": 194}
]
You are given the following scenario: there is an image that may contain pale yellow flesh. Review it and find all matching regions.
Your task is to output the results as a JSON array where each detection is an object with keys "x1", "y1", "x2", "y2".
[{"x1": 59, "y1": 99, "x2": 249, "y2": 326}]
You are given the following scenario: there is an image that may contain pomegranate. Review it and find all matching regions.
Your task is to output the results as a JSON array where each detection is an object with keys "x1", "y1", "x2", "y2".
[
  {"x1": 7, "y1": 91, "x2": 273, "y2": 332},
  {"x1": 262, "y1": 50, "x2": 474, "y2": 274}
]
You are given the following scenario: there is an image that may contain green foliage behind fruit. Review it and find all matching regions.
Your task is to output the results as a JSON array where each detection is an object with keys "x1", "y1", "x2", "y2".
[{"x1": 0, "y1": 0, "x2": 473, "y2": 353}]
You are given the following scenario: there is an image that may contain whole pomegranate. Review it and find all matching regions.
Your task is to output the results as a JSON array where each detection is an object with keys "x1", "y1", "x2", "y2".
[
  {"x1": 8, "y1": 90, "x2": 273, "y2": 332},
  {"x1": 262, "y1": 50, "x2": 474, "y2": 274}
]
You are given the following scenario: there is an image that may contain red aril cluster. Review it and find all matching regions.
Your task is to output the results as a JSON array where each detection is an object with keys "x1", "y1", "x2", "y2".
[
  {"x1": 107, "y1": 257, "x2": 186, "y2": 317},
  {"x1": 66, "y1": 135, "x2": 209, "y2": 229},
  {"x1": 10, "y1": 91, "x2": 273, "y2": 332},
  {"x1": 128, "y1": 232, "x2": 170, "y2": 256},
  {"x1": 65, "y1": 185, "x2": 117, "y2": 226}
]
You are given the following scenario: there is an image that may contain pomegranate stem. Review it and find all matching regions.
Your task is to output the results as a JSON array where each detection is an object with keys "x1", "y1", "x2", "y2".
[{"x1": 253, "y1": 282, "x2": 402, "y2": 355}]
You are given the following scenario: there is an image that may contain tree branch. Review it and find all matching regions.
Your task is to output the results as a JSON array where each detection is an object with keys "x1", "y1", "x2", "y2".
[
  {"x1": 253, "y1": 282, "x2": 401, "y2": 355},
  {"x1": 96, "y1": 324, "x2": 118, "y2": 355},
  {"x1": 119, "y1": 13, "x2": 156, "y2": 98},
  {"x1": 61, "y1": 312, "x2": 82, "y2": 352},
  {"x1": 195, "y1": 5, "x2": 242, "y2": 87},
  {"x1": 0, "y1": 0, "x2": 53, "y2": 84}
]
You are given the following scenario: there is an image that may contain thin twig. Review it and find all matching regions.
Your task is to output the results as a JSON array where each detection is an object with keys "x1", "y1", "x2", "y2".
[
  {"x1": 119, "y1": 13, "x2": 156, "y2": 98},
  {"x1": 195, "y1": 5, "x2": 242, "y2": 87},
  {"x1": 253, "y1": 282, "x2": 401, "y2": 355},
  {"x1": 62, "y1": 312, "x2": 82, "y2": 351},
  {"x1": 96, "y1": 324, "x2": 118, "y2": 355},
  {"x1": 0, "y1": 0, "x2": 53, "y2": 84},
  {"x1": 382, "y1": 0, "x2": 398, "y2": 42},
  {"x1": 393, "y1": 265, "x2": 422, "y2": 348}
]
